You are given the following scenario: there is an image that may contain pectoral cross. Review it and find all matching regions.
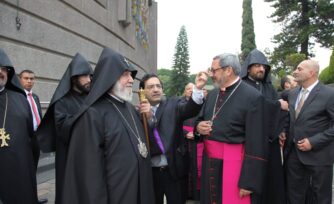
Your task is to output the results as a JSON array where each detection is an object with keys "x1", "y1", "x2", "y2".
[{"x1": 0, "y1": 128, "x2": 10, "y2": 147}]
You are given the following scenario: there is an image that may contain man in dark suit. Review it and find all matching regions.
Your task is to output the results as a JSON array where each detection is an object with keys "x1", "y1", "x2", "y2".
[
  {"x1": 19, "y1": 70, "x2": 42, "y2": 166},
  {"x1": 139, "y1": 73, "x2": 207, "y2": 204},
  {"x1": 285, "y1": 59, "x2": 334, "y2": 204},
  {"x1": 19, "y1": 69, "x2": 48, "y2": 204}
]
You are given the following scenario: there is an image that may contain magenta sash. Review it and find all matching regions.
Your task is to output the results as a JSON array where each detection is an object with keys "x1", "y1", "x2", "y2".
[
  {"x1": 204, "y1": 140, "x2": 250, "y2": 204},
  {"x1": 183, "y1": 125, "x2": 193, "y2": 133}
]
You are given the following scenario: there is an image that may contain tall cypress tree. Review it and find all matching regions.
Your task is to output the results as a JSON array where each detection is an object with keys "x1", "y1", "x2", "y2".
[
  {"x1": 169, "y1": 26, "x2": 190, "y2": 96},
  {"x1": 241, "y1": 0, "x2": 256, "y2": 62}
]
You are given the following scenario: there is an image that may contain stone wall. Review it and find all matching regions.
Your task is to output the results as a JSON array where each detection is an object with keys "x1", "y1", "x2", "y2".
[{"x1": 0, "y1": 0, "x2": 157, "y2": 107}]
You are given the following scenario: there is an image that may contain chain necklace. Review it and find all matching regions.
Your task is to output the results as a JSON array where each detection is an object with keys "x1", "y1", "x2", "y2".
[
  {"x1": 107, "y1": 98, "x2": 148, "y2": 158},
  {"x1": 0, "y1": 92, "x2": 10, "y2": 148},
  {"x1": 211, "y1": 80, "x2": 242, "y2": 122}
]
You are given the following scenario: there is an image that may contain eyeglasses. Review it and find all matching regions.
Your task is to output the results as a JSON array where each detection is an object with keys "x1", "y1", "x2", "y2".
[
  {"x1": 145, "y1": 84, "x2": 162, "y2": 90},
  {"x1": 209, "y1": 67, "x2": 220, "y2": 74},
  {"x1": 209, "y1": 66, "x2": 230, "y2": 74}
]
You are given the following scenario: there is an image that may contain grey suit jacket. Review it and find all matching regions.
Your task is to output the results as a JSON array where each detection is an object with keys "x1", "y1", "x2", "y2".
[{"x1": 286, "y1": 82, "x2": 334, "y2": 165}]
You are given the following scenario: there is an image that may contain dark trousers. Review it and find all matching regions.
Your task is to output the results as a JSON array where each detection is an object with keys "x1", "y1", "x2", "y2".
[
  {"x1": 286, "y1": 148, "x2": 333, "y2": 204},
  {"x1": 152, "y1": 167, "x2": 186, "y2": 204}
]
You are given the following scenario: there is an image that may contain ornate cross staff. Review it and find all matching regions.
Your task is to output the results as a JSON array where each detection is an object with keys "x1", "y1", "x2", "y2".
[{"x1": 138, "y1": 88, "x2": 150, "y2": 149}]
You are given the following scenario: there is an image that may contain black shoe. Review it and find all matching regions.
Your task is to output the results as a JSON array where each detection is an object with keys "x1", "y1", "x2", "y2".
[{"x1": 38, "y1": 198, "x2": 48, "y2": 204}]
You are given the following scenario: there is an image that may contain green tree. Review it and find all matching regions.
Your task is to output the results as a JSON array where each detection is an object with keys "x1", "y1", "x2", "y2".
[
  {"x1": 319, "y1": 48, "x2": 334, "y2": 84},
  {"x1": 157, "y1": 68, "x2": 172, "y2": 96},
  {"x1": 241, "y1": 0, "x2": 256, "y2": 62},
  {"x1": 169, "y1": 26, "x2": 190, "y2": 96},
  {"x1": 265, "y1": 0, "x2": 334, "y2": 72},
  {"x1": 284, "y1": 53, "x2": 306, "y2": 73}
]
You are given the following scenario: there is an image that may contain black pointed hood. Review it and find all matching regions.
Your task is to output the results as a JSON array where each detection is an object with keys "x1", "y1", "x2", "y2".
[
  {"x1": 240, "y1": 49, "x2": 272, "y2": 82},
  {"x1": 43, "y1": 47, "x2": 138, "y2": 152},
  {"x1": 0, "y1": 48, "x2": 25, "y2": 95},
  {"x1": 48, "y1": 53, "x2": 93, "y2": 107},
  {"x1": 83, "y1": 47, "x2": 137, "y2": 109},
  {"x1": 37, "y1": 53, "x2": 93, "y2": 152}
]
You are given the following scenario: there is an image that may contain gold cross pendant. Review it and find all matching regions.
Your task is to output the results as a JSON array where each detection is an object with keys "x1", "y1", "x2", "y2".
[{"x1": 0, "y1": 128, "x2": 10, "y2": 147}]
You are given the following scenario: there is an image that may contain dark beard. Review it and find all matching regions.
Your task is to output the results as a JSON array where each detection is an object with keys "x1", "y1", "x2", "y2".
[
  {"x1": 249, "y1": 72, "x2": 265, "y2": 82},
  {"x1": 76, "y1": 83, "x2": 90, "y2": 94}
]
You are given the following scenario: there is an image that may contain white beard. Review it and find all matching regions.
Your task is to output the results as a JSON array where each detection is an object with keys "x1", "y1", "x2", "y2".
[{"x1": 112, "y1": 80, "x2": 133, "y2": 102}]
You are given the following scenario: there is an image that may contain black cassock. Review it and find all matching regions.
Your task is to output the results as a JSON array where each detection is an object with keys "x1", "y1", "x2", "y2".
[
  {"x1": 196, "y1": 81, "x2": 268, "y2": 204},
  {"x1": 53, "y1": 90, "x2": 86, "y2": 203},
  {"x1": 36, "y1": 53, "x2": 93, "y2": 204},
  {"x1": 61, "y1": 95, "x2": 155, "y2": 204},
  {"x1": 181, "y1": 97, "x2": 201, "y2": 201},
  {"x1": 0, "y1": 89, "x2": 37, "y2": 204},
  {"x1": 241, "y1": 49, "x2": 287, "y2": 204}
]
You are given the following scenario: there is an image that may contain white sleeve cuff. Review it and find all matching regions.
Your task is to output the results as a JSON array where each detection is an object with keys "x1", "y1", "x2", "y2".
[{"x1": 191, "y1": 87, "x2": 204, "y2": 105}]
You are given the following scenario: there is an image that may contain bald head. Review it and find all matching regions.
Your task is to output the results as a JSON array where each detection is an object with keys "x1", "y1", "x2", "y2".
[
  {"x1": 293, "y1": 59, "x2": 319, "y2": 88},
  {"x1": 301, "y1": 60, "x2": 319, "y2": 74}
]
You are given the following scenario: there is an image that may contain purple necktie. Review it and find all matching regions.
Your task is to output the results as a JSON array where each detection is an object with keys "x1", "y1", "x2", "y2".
[{"x1": 153, "y1": 128, "x2": 165, "y2": 154}]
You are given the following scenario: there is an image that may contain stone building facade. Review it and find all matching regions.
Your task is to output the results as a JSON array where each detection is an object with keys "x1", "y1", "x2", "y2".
[{"x1": 0, "y1": 0, "x2": 157, "y2": 107}]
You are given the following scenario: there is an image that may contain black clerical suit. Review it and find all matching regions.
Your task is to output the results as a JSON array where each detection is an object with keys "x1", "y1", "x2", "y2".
[
  {"x1": 285, "y1": 82, "x2": 334, "y2": 204},
  {"x1": 195, "y1": 80, "x2": 268, "y2": 204},
  {"x1": 25, "y1": 90, "x2": 42, "y2": 169},
  {"x1": 181, "y1": 97, "x2": 201, "y2": 201},
  {"x1": 149, "y1": 96, "x2": 202, "y2": 204},
  {"x1": 37, "y1": 53, "x2": 93, "y2": 204},
  {"x1": 0, "y1": 48, "x2": 38, "y2": 204}
]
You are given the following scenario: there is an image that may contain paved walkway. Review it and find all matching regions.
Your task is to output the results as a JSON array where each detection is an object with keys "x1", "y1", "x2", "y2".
[
  {"x1": 37, "y1": 172, "x2": 198, "y2": 204},
  {"x1": 38, "y1": 178, "x2": 55, "y2": 204},
  {"x1": 37, "y1": 171, "x2": 333, "y2": 204}
]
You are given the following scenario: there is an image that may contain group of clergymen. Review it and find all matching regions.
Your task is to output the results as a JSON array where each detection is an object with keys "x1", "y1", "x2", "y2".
[{"x1": 0, "y1": 47, "x2": 333, "y2": 204}]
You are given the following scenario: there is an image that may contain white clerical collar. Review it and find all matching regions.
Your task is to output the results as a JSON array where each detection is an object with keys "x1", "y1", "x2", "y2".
[
  {"x1": 0, "y1": 87, "x2": 4, "y2": 92},
  {"x1": 221, "y1": 77, "x2": 240, "y2": 91},
  {"x1": 231, "y1": 76, "x2": 240, "y2": 86},
  {"x1": 108, "y1": 93, "x2": 125, "y2": 103}
]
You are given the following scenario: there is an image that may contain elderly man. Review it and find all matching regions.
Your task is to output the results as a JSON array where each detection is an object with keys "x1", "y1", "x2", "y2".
[
  {"x1": 61, "y1": 48, "x2": 154, "y2": 204},
  {"x1": 0, "y1": 48, "x2": 37, "y2": 203},
  {"x1": 285, "y1": 59, "x2": 334, "y2": 204},
  {"x1": 195, "y1": 53, "x2": 268, "y2": 204},
  {"x1": 37, "y1": 53, "x2": 93, "y2": 204}
]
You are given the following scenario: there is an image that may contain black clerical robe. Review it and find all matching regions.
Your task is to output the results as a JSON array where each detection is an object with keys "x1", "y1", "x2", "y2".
[
  {"x1": 62, "y1": 95, "x2": 155, "y2": 204},
  {"x1": 53, "y1": 90, "x2": 86, "y2": 203},
  {"x1": 243, "y1": 78, "x2": 287, "y2": 204},
  {"x1": 0, "y1": 90, "x2": 37, "y2": 204},
  {"x1": 196, "y1": 81, "x2": 268, "y2": 204},
  {"x1": 181, "y1": 97, "x2": 202, "y2": 201}
]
